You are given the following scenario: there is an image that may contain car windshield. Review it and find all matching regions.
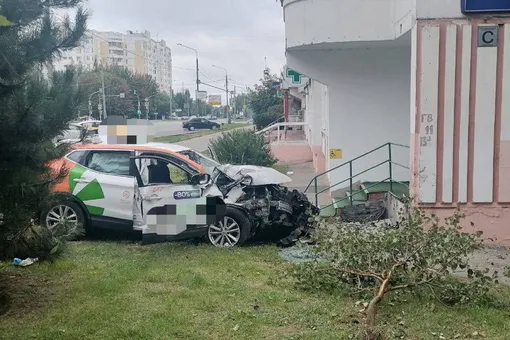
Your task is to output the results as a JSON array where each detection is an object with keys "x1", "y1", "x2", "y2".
[{"x1": 179, "y1": 149, "x2": 220, "y2": 174}]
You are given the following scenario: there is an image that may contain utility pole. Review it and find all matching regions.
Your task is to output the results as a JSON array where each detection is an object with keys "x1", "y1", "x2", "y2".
[
  {"x1": 88, "y1": 90, "x2": 101, "y2": 118},
  {"x1": 196, "y1": 55, "x2": 200, "y2": 117},
  {"x1": 226, "y1": 75, "x2": 230, "y2": 123},
  {"x1": 134, "y1": 90, "x2": 141, "y2": 118},
  {"x1": 169, "y1": 87, "x2": 173, "y2": 119},
  {"x1": 101, "y1": 70, "x2": 107, "y2": 119},
  {"x1": 177, "y1": 43, "x2": 200, "y2": 116},
  {"x1": 233, "y1": 85, "x2": 237, "y2": 119}
]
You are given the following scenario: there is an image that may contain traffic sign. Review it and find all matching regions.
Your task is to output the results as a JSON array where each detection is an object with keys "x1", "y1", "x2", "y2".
[{"x1": 137, "y1": 110, "x2": 142, "y2": 116}]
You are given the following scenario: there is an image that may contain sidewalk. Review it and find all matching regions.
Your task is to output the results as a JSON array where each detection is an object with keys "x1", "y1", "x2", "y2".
[{"x1": 283, "y1": 161, "x2": 331, "y2": 207}]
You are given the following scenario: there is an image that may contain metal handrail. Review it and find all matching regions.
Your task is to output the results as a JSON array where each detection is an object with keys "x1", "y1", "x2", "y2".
[
  {"x1": 258, "y1": 116, "x2": 284, "y2": 132},
  {"x1": 256, "y1": 121, "x2": 306, "y2": 135},
  {"x1": 304, "y1": 143, "x2": 390, "y2": 193},
  {"x1": 307, "y1": 142, "x2": 410, "y2": 207}
]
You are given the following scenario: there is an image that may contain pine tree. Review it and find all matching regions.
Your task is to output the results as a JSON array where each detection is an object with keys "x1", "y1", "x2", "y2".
[{"x1": 0, "y1": 0, "x2": 88, "y2": 259}]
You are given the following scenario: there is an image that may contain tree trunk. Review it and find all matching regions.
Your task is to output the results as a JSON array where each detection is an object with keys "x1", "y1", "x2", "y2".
[
  {"x1": 364, "y1": 276, "x2": 392, "y2": 340},
  {"x1": 364, "y1": 296, "x2": 381, "y2": 340}
]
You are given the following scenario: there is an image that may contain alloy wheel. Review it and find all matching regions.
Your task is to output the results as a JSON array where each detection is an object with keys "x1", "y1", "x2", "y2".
[
  {"x1": 208, "y1": 216, "x2": 241, "y2": 247},
  {"x1": 46, "y1": 204, "x2": 79, "y2": 231}
]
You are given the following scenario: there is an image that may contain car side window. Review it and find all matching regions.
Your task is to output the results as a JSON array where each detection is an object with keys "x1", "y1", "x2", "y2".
[
  {"x1": 86, "y1": 151, "x2": 131, "y2": 176},
  {"x1": 136, "y1": 158, "x2": 190, "y2": 186},
  {"x1": 66, "y1": 150, "x2": 87, "y2": 164}
]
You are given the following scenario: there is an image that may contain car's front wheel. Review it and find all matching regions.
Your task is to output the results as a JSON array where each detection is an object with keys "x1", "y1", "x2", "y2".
[
  {"x1": 188, "y1": 126, "x2": 195, "y2": 131},
  {"x1": 207, "y1": 207, "x2": 251, "y2": 247},
  {"x1": 211, "y1": 125, "x2": 217, "y2": 130},
  {"x1": 42, "y1": 201, "x2": 86, "y2": 237}
]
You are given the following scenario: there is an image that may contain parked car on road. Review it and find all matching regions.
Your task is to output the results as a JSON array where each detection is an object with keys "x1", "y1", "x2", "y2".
[
  {"x1": 182, "y1": 118, "x2": 221, "y2": 131},
  {"x1": 54, "y1": 120, "x2": 101, "y2": 143}
]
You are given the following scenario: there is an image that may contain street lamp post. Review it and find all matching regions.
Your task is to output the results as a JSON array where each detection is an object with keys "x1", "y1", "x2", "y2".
[
  {"x1": 145, "y1": 94, "x2": 157, "y2": 121},
  {"x1": 133, "y1": 90, "x2": 141, "y2": 118},
  {"x1": 177, "y1": 43, "x2": 201, "y2": 116},
  {"x1": 88, "y1": 90, "x2": 101, "y2": 119},
  {"x1": 212, "y1": 64, "x2": 230, "y2": 124}
]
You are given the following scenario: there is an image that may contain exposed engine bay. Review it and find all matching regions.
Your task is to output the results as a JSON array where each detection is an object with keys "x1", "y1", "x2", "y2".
[{"x1": 213, "y1": 165, "x2": 320, "y2": 246}]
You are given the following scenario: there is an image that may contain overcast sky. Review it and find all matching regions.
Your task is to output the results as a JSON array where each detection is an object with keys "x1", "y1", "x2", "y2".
[{"x1": 84, "y1": 0, "x2": 286, "y2": 96}]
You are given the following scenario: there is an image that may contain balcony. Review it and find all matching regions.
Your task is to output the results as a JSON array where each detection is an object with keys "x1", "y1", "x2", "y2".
[{"x1": 283, "y1": 0, "x2": 415, "y2": 51}]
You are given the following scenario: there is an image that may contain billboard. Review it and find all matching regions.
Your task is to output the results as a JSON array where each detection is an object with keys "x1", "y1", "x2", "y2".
[{"x1": 208, "y1": 94, "x2": 222, "y2": 106}]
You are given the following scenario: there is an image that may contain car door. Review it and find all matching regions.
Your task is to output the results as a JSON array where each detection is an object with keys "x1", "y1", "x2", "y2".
[
  {"x1": 132, "y1": 154, "x2": 225, "y2": 245},
  {"x1": 200, "y1": 119, "x2": 209, "y2": 129},
  {"x1": 190, "y1": 118, "x2": 201, "y2": 129},
  {"x1": 69, "y1": 150, "x2": 136, "y2": 230}
]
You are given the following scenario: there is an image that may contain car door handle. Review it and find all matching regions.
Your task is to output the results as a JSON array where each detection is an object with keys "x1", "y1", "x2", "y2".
[
  {"x1": 73, "y1": 179, "x2": 90, "y2": 184},
  {"x1": 144, "y1": 196, "x2": 162, "y2": 202}
]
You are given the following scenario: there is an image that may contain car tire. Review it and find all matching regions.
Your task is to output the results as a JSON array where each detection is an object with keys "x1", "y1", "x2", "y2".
[
  {"x1": 189, "y1": 126, "x2": 195, "y2": 131},
  {"x1": 211, "y1": 125, "x2": 217, "y2": 130},
  {"x1": 41, "y1": 201, "x2": 87, "y2": 237},
  {"x1": 207, "y1": 207, "x2": 251, "y2": 248}
]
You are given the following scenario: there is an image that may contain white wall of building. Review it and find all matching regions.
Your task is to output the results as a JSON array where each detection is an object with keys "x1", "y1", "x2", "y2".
[
  {"x1": 288, "y1": 45, "x2": 411, "y2": 187},
  {"x1": 283, "y1": 0, "x2": 415, "y2": 49}
]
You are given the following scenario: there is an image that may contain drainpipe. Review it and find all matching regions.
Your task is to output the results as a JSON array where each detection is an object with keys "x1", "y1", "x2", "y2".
[
  {"x1": 283, "y1": 89, "x2": 289, "y2": 140},
  {"x1": 284, "y1": 89, "x2": 289, "y2": 122}
]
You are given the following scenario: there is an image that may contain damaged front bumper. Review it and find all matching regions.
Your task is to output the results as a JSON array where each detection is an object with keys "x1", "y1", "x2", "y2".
[{"x1": 212, "y1": 164, "x2": 320, "y2": 246}]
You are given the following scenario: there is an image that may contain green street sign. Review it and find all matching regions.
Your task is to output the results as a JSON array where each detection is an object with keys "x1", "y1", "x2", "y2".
[
  {"x1": 286, "y1": 68, "x2": 302, "y2": 84},
  {"x1": 277, "y1": 90, "x2": 283, "y2": 98},
  {"x1": 137, "y1": 110, "x2": 142, "y2": 116}
]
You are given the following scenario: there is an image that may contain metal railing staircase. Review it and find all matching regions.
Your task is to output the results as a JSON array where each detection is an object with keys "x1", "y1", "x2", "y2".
[{"x1": 303, "y1": 143, "x2": 410, "y2": 216}]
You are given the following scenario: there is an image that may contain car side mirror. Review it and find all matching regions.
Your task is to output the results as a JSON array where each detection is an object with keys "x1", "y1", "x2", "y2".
[{"x1": 191, "y1": 173, "x2": 211, "y2": 186}]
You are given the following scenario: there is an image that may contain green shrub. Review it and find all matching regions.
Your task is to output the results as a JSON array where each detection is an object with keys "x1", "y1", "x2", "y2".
[
  {"x1": 209, "y1": 129, "x2": 277, "y2": 166},
  {"x1": 253, "y1": 111, "x2": 283, "y2": 130},
  {"x1": 288, "y1": 207, "x2": 499, "y2": 339}
]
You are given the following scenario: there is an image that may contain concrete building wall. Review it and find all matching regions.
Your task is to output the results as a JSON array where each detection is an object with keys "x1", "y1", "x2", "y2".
[
  {"x1": 283, "y1": 0, "x2": 415, "y2": 48},
  {"x1": 304, "y1": 80, "x2": 327, "y2": 173},
  {"x1": 411, "y1": 20, "x2": 510, "y2": 243},
  {"x1": 288, "y1": 45, "x2": 411, "y2": 187}
]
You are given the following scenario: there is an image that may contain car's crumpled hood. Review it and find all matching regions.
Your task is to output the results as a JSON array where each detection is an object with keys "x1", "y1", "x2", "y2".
[{"x1": 216, "y1": 164, "x2": 292, "y2": 185}]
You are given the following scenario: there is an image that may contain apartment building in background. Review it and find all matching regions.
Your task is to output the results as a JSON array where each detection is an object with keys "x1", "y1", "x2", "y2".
[{"x1": 52, "y1": 29, "x2": 172, "y2": 93}]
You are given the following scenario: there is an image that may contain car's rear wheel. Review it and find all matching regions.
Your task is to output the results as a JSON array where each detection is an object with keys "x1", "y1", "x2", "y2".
[
  {"x1": 189, "y1": 126, "x2": 195, "y2": 131},
  {"x1": 207, "y1": 207, "x2": 251, "y2": 247},
  {"x1": 42, "y1": 201, "x2": 86, "y2": 237}
]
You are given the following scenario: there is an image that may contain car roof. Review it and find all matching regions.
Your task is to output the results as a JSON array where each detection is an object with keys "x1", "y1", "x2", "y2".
[
  {"x1": 145, "y1": 142, "x2": 190, "y2": 152},
  {"x1": 76, "y1": 120, "x2": 101, "y2": 125},
  {"x1": 71, "y1": 143, "x2": 204, "y2": 172}
]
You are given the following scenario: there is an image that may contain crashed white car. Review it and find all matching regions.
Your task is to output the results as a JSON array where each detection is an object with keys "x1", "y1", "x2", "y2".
[
  {"x1": 49, "y1": 139, "x2": 318, "y2": 247},
  {"x1": 147, "y1": 143, "x2": 320, "y2": 247}
]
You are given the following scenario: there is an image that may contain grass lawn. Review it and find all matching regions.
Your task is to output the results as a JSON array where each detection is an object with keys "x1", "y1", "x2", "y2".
[
  {"x1": 154, "y1": 124, "x2": 252, "y2": 144},
  {"x1": 1, "y1": 242, "x2": 510, "y2": 339}
]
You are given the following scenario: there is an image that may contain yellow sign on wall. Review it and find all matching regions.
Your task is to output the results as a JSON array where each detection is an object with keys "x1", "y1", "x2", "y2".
[{"x1": 330, "y1": 149, "x2": 343, "y2": 159}]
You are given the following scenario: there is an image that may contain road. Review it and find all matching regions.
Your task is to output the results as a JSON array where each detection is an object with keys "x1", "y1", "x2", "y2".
[
  {"x1": 152, "y1": 119, "x2": 248, "y2": 137},
  {"x1": 179, "y1": 125, "x2": 254, "y2": 152}
]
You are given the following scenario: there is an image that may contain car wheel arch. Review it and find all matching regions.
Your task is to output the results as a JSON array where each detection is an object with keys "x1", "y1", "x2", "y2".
[{"x1": 41, "y1": 192, "x2": 91, "y2": 227}]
